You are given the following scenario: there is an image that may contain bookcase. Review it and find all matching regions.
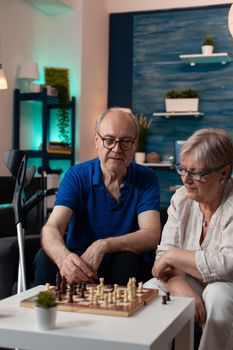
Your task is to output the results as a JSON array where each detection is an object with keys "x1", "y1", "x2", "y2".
[{"x1": 13, "y1": 88, "x2": 76, "y2": 173}]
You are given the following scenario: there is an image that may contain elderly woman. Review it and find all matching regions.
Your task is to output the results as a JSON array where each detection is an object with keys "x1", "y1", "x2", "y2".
[{"x1": 144, "y1": 128, "x2": 233, "y2": 350}]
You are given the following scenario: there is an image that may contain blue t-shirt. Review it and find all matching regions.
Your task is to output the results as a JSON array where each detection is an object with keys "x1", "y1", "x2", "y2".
[{"x1": 55, "y1": 158, "x2": 160, "y2": 259}]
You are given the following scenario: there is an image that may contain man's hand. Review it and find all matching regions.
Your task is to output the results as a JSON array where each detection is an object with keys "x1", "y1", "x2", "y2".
[
  {"x1": 81, "y1": 239, "x2": 108, "y2": 275},
  {"x1": 60, "y1": 252, "x2": 96, "y2": 283}
]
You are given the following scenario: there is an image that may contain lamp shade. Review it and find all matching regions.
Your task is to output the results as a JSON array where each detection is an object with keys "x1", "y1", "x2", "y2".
[
  {"x1": 18, "y1": 62, "x2": 39, "y2": 80},
  {"x1": 0, "y1": 64, "x2": 7, "y2": 89}
]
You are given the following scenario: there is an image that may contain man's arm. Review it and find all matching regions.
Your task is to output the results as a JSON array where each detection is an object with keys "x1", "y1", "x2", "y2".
[
  {"x1": 81, "y1": 210, "x2": 161, "y2": 272},
  {"x1": 106, "y1": 209, "x2": 161, "y2": 252},
  {"x1": 41, "y1": 205, "x2": 95, "y2": 282}
]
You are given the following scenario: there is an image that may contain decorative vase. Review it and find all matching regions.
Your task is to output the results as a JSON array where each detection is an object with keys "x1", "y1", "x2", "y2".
[
  {"x1": 35, "y1": 306, "x2": 57, "y2": 331},
  {"x1": 146, "y1": 152, "x2": 160, "y2": 163},
  {"x1": 201, "y1": 45, "x2": 214, "y2": 55},
  {"x1": 135, "y1": 152, "x2": 146, "y2": 164},
  {"x1": 165, "y1": 98, "x2": 199, "y2": 113}
]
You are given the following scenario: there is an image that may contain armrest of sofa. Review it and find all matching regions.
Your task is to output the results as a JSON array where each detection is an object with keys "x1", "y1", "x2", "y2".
[
  {"x1": 0, "y1": 234, "x2": 41, "y2": 300},
  {"x1": 0, "y1": 237, "x2": 19, "y2": 299}
]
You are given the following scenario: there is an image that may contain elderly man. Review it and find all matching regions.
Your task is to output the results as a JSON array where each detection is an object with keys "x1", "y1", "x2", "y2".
[{"x1": 34, "y1": 108, "x2": 160, "y2": 286}]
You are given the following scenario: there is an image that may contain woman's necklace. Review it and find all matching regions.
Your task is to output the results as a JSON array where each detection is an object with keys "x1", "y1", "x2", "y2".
[{"x1": 202, "y1": 218, "x2": 208, "y2": 228}]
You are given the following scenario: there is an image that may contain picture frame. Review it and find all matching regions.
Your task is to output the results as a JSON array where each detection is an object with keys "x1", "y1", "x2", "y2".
[{"x1": 44, "y1": 67, "x2": 70, "y2": 101}]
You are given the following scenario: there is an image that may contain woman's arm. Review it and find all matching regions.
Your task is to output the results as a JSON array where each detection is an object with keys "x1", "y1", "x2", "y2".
[
  {"x1": 162, "y1": 272, "x2": 206, "y2": 325},
  {"x1": 153, "y1": 247, "x2": 202, "y2": 280}
]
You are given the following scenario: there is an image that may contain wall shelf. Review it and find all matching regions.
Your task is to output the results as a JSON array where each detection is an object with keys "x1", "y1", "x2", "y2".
[
  {"x1": 153, "y1": 112, "x2": 204, "y2": 119},
  {"x1": 24, "y1": 0, "x2": 75, "y2": 15},
  {"x1": 179, "y1": 53, "x2": 231, "y2": 66},
  {"x1": 141, "y1": 162, "x2": 174, "y2": 169}
]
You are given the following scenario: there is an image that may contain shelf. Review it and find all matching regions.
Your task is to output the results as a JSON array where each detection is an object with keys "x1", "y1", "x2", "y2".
[
  {"x1": 179, "y1": 53, "x2": 231, "y2": 65},
  {"x1": 25, "y1": 150, "x2": 74, "y2": 160},
  {"x1": 141, "y1": 162, "x2": 174, "y2": 168},
  {"x1": 153, "y1": 112, "x2": 204, "y2": 119},
  {"x1": 13, "y1": 88, "x2": 76, "y2": 171},
  {"x1": 16, "y1": 90, "x2": 74, "y2": 108},
  {"x1": 24, "y1": 0, "x2": 75, "y2": 15}
]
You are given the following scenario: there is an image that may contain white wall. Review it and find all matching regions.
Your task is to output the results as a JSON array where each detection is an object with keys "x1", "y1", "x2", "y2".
[
  {"x1": 79, "y1": 0, "x2": 109, "y2": 162},
  {"x1": 0, "y1": 0, "x2": 48, "y2": 175},
  {"x1": 0, "y1": 0, "x2": 109, "y2": 174}
]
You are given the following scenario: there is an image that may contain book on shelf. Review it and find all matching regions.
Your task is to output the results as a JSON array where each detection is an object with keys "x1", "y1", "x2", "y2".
[
  {"x1": 47, "y1": 141, "x2": 72, "y2": 154},
  {"x1": 47, "y1": 141, "x2": 70, "y2": 149},
  {"x1": 47, "y1": 148, "x2": 72, "y2": 155}
]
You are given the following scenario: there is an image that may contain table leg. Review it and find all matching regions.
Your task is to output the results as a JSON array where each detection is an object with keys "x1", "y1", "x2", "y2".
[{"x1": 174, "y1": 316, "x2": 194, "y2": 350}]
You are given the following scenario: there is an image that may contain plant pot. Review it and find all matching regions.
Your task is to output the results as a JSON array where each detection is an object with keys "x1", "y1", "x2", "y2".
[
  {"x1": 165, "y1": 98, "x2": 199, "y2": 113},
  {"x1": 135, "y1": 152, "x2": 146, "y2": 164},
  {"x1": 201, "y1": 45, "x2": 214, "y2": 55},
  {"x1": 35, "y1": 306, "x2": 57, "y2": 331}
]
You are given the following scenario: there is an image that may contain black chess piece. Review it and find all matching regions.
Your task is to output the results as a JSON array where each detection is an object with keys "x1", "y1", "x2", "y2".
[
  {"x1": 166, "y1": 292, "x2": 171, "y2": 301},
  {"x1": 162, "y1": 295, "x2": 167, "y2": 304}
]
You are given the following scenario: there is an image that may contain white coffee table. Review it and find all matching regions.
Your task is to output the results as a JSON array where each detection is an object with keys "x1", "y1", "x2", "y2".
[{"x1": 0, "y1": 286, "x2": 195, "y2": 350}]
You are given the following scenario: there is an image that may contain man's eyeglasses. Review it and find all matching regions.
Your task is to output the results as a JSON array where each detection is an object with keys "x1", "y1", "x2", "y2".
[
  {"x1": 175, "y1": 163, "x2": 226, "y2": 181},
  {"x1": 97, "y1": 131, "x2": 136, "y2": 151}
]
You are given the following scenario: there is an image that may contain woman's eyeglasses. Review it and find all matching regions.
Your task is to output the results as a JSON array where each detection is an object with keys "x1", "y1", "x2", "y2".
[
  {"x1": 175, "y1": 163, "x2": 226, "y2": 181},
  {"x1": 97, "y1": 132, "x2": 136, "y2": 151}
]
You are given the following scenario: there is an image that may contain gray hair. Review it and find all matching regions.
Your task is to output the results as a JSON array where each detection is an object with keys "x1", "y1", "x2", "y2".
[
  {"x1": 95, "y1": 107, "x2": 140, "y2": 136},
  {"x1": 180, "y1": 128, "x2": 233, "y2": 172}
]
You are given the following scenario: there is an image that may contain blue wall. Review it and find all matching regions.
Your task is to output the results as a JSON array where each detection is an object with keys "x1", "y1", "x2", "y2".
[{"x1": 109, "y1": 5, "x2": 233, "y2": 206}]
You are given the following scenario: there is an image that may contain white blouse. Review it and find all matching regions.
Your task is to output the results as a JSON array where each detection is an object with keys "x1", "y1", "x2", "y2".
[{"x1": 157, "y1": 178, "x2": 233, "y2": 283}]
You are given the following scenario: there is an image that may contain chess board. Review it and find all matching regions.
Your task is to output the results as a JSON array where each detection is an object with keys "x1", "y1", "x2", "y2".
[{"x1": 20, "y1": 283, "x2": 159, "y2": 317}]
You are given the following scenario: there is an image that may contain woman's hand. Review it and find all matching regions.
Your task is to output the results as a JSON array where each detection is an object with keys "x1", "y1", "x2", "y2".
[
  {"x1": 155, "y1": 268, "x2": 206, "y2": 326},
  {"x1": 152, "y1": 252, "x2": 172, "y2": 279}
]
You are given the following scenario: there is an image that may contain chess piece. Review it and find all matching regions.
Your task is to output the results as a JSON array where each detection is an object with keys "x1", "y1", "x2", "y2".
[
  {"x1": 82, "y1": 281, "x2": 87, "y2": 292},
  {"x1": 103, "y1": 294, "x2": 108, "y2": 307},
  {"x1": 80, "y1": 285, "x2": 85, "y2": 298},
  {"x1": 56, "y1": 289, "x2": 62, "y2": 301},
  {"x1": 137, "y1": 282, "x2": 143, "y2": 293},
  {"x1": 162, "y1": 295, "x2": 167, "y2": 304},
  {"x1": 61, "y1": 276, "x2": 67, "y2": 294},
  {"x1": 132, "y1": 277, "x2": 137, "y2": 297},
  {"x1": 68, "y1": 290, "x2": 73, "y2": 303},
  {"x1": 45, "y1": 283, "x2": 50, "y2": 290},
  {"x1": 124, "y1": 289, "x2": 128, "y2": 303},
  {"x1": 56, "y1": 271, "x2": 62, "y2": 291},
  {"x1": 108, "y1": 292, "x2": 113, "y2": 304}
]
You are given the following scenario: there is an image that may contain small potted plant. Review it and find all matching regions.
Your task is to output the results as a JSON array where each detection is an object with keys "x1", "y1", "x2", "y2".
[
  {"x1": 135, "y1": 114, "x2": 152, "y2": 164},
  {"x1": 34, "y1": 289, "x2": 57, "y2": 331},
  {"x1": 165, "y1": 88, "x2": 199, "y2": 113},
  {"x1": 201, "y1": 34, "x2": 214, "y2": 55}
]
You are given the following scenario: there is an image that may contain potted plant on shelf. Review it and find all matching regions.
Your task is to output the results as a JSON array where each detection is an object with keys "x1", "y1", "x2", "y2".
[
  {"x1": 44, "y1": 67, "x2": 71, "y2": 146},
  {"x1": 34, "y1": 289, "x2": 57, "y2": 331},
  {"x1": 201, "y1": 34, "x2": 214, "y2": 55},
  {"x1": 135, "y1": 114, "x2": 152, "y2": 164},
  {"x1": 56, "y1": 85, "x2": 71, "y2": 145},
  {"x1": 165, "y1": 88, "x2": 199, "y2": 113}
]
